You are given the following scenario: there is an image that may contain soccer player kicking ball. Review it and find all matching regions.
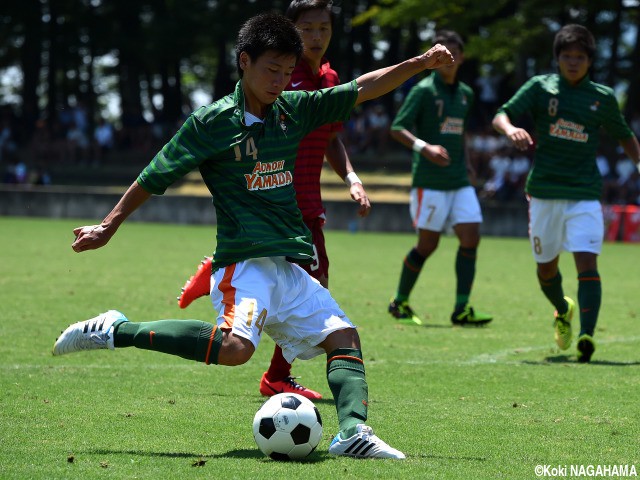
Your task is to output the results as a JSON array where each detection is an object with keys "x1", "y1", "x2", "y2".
[
  {"x1": 53, "y1": 12, "x2": 454, "y2": 459},
  {"x1": 387, "y1": 30, "x2": 493, "y2": 327},
  {"x1": 178, "y1": 0, "x2": 371, "y2": 403},
  {"x1": 492, "y1": 24, "x2": 640, "y2": 362}
]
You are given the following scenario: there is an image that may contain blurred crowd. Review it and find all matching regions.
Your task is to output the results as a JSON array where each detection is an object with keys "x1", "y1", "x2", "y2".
[
  {"x1": 2, "y1": 101, "x2": 640, "y2": 206},
  {"x1": 340, "y1": 104, "x2": 640, "y2": 206}
]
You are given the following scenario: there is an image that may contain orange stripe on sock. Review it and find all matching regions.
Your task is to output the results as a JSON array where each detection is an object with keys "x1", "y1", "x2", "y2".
[
  {"x1": 204, "y1": 325, "x2": 218, "y2": 365},
  {"x1": 327, "y1": 355, "x2": 364, "y2": 365},
  {"x1": 403, "y1": 256, "x2": 421, "y2": 272},
  {"x1": 149, "y1": 330, "x2": 155, "y2": 346},
  {"x1": 578, "y1": 277, "x2": 600, "y2": 282},
  {"x1": 218, "y1": 264, "x2": 237, "y2": 329}
]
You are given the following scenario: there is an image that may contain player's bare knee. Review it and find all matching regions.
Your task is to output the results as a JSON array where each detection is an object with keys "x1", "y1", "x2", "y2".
[
  {"x1": 219, "y1": 333, "x2": 255, "y2": 366},
  {"x1": 318, "y1": 327, "x2": 361, "y2": 353}
]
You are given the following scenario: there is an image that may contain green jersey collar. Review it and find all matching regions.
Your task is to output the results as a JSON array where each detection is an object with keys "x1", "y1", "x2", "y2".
[
  {"x1": 433, "y1": 70, "x2": 459, "y2": 91},
  {"x1": 559, "y1": 73, "x2": 591, "y2": 88}
]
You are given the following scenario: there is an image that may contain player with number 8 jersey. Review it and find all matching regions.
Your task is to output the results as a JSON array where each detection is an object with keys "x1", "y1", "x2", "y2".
[{"x1": 493, "y1": 24, "x2": 640, "y2": 363}]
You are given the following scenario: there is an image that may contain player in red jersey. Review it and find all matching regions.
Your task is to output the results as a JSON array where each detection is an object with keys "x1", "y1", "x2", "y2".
[{"x1": 177, "y1": 0, "x2": 370, "y2": 400}]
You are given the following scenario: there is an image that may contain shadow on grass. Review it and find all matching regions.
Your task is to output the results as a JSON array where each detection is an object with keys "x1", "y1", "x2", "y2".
[
  {"x1": 392, "y1": 322, "x2": 456, "y2": 329},
  {"x1": 85, "y1": 448, "x2": 486, "y2": 463},
  {"x1": 521, "y1": 355, "x2": 640, "y2": 366},
  {"x1": 85, "y1": 448, "x2": 326, "y2": 463},
  {"x1": 409, "y1": 453, "x2": 487, "y2": 462}
]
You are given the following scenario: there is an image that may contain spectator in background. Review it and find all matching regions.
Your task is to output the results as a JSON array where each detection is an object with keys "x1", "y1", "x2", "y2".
[
  {"x1": 480, "y1": 145, "x2": 511, "y2": 200},
  {"x1": 65, "y1": 120, "x2": 90, "y2": 164},
  {"x1": 475, "y1": 64, "x2": 502, "y2": 125},
  {"x1": 596, "y1": 148, "x2": 618, "y2": 204},
  {"x1": 630, "y1": 112, "x2": 640, "y2": 139},
  {"x1": 506, "y1": 150, "x2": 531, "y2": 201},
  {"x1": 0, "y1": 117, "x2": 17, "y2": 164},
  {"x1": 93, "y1": 117, "x2": 115, "y2": 166},
  {"x1": 615, "y1": 147, "x2": 640, "y2": 204},
  {"x1": 362, "y1": 104, "x2": 390, "y2": 154},
  {"x1": 29, "y1": 163, "x2": 52, "y2": 185}
]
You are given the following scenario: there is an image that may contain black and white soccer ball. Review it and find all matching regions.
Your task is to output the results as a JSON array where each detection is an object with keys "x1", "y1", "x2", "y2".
[{"x1": 252, "y1": 392, "x2": 323, "y2": 460}]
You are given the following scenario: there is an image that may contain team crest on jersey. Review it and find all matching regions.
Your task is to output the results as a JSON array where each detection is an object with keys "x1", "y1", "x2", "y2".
[
  {"x1": 590, "y1": 101, "x2": 600, "y2": 111},
  {"x1": 279, "y1": 114, "x2": 288, "y2": 135},
  {"x1": 245, "y1": 160, "x2": 293, "y2": 191}
]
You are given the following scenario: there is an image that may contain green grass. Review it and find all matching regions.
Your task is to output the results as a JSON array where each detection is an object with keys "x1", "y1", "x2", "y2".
[{"x1": 1, "y1": 216, "x2": 639, "y2": 479}]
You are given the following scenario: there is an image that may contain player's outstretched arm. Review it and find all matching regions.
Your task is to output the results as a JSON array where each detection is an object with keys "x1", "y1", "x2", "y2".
[
  {"x1": 72, "y1": 181, "x2": 152, "y2": 253},
  {"x1": 492, "y1": 112, "x2": 533, "y2": 151},
  {"x1": 324, "y1": 134, "x2": 371, "y2": 217},
  {"x1": 354, "y1": 44, "x2": 453, "y2": 106}
]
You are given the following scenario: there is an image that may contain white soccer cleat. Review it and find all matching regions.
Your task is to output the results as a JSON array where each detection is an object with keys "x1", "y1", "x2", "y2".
[
  {"x1": 52, "y1": 310, "x2": 128, "y2": 356},
  {"x1": 328, "y1": 424, "x2": 406, "y2": 459}
]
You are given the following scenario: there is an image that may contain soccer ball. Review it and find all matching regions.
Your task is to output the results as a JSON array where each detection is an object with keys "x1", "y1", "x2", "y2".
[{"x1": 252, "y1": 393, "x2": 323, "y2": 460}]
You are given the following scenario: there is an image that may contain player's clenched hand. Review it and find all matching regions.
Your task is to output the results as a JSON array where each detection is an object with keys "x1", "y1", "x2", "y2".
[
  {"x1": 71, "y1": 224, "x2": 113, "y2": 252},
  {"x1": 350, "y1": 183, "x2": 371, "y2": 217},
  {"x1": 420, "y1": 44, "x2": 454, "y2": 69},
  {"x1": 422, "y1": 144, "x2": 451, "y2": 167},
  {"x1": 505, "y1": 127, "x2": 534, "y2": 151}
]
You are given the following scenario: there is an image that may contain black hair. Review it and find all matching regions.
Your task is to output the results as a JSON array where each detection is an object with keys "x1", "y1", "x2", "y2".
[
  {"x1": 235, "y1": 13, "x2": 304, "y2": 77},
  {"x1": 433, "y1": 29, "x2": 464, "y2": 52},
  {"x1": 285, "y1": 0, "x2": 335, "y2": 25},
  {"x1": 553, "y1": 24, "x2": 596, "y2": 60}
]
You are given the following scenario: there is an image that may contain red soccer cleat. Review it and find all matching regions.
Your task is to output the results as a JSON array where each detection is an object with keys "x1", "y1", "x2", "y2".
[
  {"x1": 259, "y1": 372, "x2": 323, "y2": 400},
  {"x1": 177, "y1": 256, "x2": 213, "y2": 309}
]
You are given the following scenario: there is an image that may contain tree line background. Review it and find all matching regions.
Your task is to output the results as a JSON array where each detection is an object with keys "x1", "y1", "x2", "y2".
[{"x1": 1, "y1": 0, "x2": 639, "y2": 149}]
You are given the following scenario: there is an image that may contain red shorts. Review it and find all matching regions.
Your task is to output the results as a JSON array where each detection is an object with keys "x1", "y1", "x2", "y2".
[{"x1": 299, "y1": 217, "x2": 329, "y2": 281}]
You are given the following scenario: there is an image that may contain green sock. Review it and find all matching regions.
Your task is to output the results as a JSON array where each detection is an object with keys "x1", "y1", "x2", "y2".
[
  {"x1": 578, "y1": 270, "x2": 601, "y2": 336},
  {"x1": 538, "y1": 271, "x2": 567, "y2": 314},
  {"x1": 114, "y1": 320, "x2": 222, "y2": 364},
  {"x1": 326, "y1": 348, "x2": 368, "y2": 438},
  {"x1": 455, "y1": 247, "x2": 476, "y2": 309},
  {"x1": 395, "y1": 248, "x2": 426, "y2": 302}
]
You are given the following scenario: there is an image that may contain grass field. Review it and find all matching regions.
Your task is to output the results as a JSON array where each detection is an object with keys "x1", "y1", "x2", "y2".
[{"x1": 1, "y1": 216, "x2": 639, "y2": 479}]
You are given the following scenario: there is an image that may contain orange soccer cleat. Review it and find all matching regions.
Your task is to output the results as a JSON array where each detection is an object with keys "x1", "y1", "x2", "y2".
[
  {"x1": 177, "y1": 256, "x2": 213, "y2": 309},
  {"x1": 259, "y1": 372, "x2": 322, "y2": 400}
]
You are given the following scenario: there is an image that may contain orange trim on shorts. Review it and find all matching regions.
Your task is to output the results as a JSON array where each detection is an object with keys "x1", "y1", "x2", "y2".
[
  {"x1": 204, "y1": 325, "x2": 218, "y2": 365},
  {"x1": 327, "y1": 355, "x2": 364, "y2": 365},
  {"x1": 218, "y1": 264, "x2": 237, "y2": 330}
]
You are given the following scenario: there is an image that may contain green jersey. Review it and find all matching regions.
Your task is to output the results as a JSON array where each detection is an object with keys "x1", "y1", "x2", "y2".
[
  {"x1": 391, "y1": 72, "x2": 474, "y2": 190},
  {"x1": 137, "y1": 80, "x2": 358, "y2": 271},
  {"x1": 497, "y1": 73, "x2": 634, "y2": 200}
]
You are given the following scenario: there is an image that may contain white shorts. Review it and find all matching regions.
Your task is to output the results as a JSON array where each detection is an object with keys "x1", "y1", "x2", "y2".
[
  {"x1": 528, "y1": 197, "x2": 604, "y2": 263},
  {"x1": 410, "y1": 186, "x2": 482, "y2": 231},
  {"x1": 209, "y1": 257, "x2": 355, "y2": 363}
]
